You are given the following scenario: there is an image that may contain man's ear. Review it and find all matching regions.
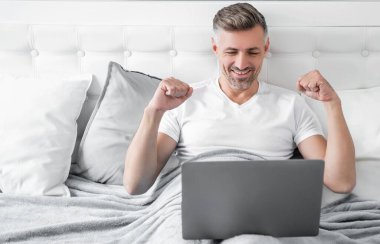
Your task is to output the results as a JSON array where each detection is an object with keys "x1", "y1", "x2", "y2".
[
  {"x1": 211, "y1": 37, "x2": 218, "y2": 55},
  {"x1": 264, "y1": 37, "x2": 270, "y2": 53}
]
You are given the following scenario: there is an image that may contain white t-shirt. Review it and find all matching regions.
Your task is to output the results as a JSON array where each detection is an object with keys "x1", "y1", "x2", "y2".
[{"x1": 158, "y1": 77, "x2": 323, "y2": 162}]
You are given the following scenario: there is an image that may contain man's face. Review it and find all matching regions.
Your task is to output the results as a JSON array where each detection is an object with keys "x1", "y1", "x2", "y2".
[{"x1": 212, "y1": 26, "x2": 269, "y2": 91}]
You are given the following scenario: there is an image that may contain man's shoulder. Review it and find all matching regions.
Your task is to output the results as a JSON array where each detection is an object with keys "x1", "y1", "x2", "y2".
[
  {"x1": 189, "y1": 78, "x2": 214, "y2": 90},
  {"x1": 186, "y1": 78, "x2": 215, "y2": 100},
  {"x1": 262, "y1": 81, "x2": 304, "y2": 106},
  {"x1": 172, "y1": 78, "x2": 214, "y2": 112},
  {"x1": 264, "y1": 82, "x2": 300, "y2": 98}
]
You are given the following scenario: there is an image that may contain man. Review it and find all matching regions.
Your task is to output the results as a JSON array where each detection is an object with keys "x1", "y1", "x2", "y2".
[{"x1": 124, "y1": 3, "x2": 356, "y2": 195}]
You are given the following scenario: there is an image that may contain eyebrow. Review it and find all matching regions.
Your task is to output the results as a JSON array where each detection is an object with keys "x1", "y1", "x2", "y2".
[{"x1": 224, "y1": 47, "x2": 260, "y2": 52}]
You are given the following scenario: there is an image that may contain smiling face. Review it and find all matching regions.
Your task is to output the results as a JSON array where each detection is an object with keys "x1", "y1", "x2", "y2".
[{"x1": 212, "y1": 25, "x2": 269, "y2": 92}]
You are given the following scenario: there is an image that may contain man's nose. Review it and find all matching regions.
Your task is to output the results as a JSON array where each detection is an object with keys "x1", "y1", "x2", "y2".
[{"x1": 234, "y1": 53, "x2": 250, "y2": 70}]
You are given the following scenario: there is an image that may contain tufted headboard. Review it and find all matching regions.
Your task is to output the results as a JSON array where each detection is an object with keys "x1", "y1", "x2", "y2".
[
  {"x1": 2, "y1": 0, "x2": 380, "y2": 119},
  {"x1": 2, "y1": 1, "x2": 380, "y2": 86},
  {"x1": 1, "y1": 1, "x2": 380, "y2": 202}
]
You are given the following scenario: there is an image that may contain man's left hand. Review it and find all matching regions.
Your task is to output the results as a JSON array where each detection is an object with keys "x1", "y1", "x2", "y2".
[{"x1": 296, "y1": 70, "x2": 339, "y2": 102}]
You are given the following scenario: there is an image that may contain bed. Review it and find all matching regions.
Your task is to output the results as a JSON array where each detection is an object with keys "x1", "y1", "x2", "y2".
[{"x1": 1, "y1": 0, "x2": 380, "y2": 243}]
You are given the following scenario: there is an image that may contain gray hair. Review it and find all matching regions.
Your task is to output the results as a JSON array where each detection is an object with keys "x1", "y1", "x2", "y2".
[{"x1": 213, "y1": 3, "x2": 268, "y2": 42}]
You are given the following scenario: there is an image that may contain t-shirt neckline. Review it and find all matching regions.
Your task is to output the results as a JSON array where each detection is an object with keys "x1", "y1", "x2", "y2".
[{"x1": 213, "y1": 77, "x2": 264, "y2": 109}]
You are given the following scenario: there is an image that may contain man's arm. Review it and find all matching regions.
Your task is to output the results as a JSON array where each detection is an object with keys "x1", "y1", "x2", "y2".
[
  {"x1": 124, "y1": 107, "x2": 176, "y2": 195},
  {"x1": 297, "y1": 70, "x2": 356, "y2": 193},
  {"x1": 124, "y1": 77, "x2": 193, "y2": 195}
]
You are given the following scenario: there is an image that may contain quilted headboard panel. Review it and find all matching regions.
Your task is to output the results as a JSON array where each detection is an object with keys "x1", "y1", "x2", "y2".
[
  {"x1": 2, "y1": 24, "x2": 380, "y2": 90},
  {"x1": 2, "y1": 1, "x2": 380, "y2": 92}
]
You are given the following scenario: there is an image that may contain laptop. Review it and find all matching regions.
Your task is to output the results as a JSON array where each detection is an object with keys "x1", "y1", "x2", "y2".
[{"x1": 181, "y1": 159, "x2": 324, "y2": 240}]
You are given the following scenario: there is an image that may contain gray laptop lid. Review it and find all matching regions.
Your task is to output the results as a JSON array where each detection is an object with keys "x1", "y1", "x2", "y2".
[{"x1": 181, "y1": 160, "x2": 324, "y2": 240}]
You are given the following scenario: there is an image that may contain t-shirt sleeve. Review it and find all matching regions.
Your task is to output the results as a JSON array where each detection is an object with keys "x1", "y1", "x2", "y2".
[
  {"x1": 294, "y1": 95, "x2": 324, "y2": 145},
  {"x1": 158, "y1": 109, "x2": 180, "y2": 142}
]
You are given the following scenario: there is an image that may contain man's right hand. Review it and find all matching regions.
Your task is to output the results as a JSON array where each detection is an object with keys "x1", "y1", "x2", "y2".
[{"x1": 148, "y1": 77, "x2": 193, "y2": 111}]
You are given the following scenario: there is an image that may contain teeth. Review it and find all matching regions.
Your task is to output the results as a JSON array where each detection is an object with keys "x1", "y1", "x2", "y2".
[{"x1": 233, "y1": 70, "x2": 250, "y2": 75}]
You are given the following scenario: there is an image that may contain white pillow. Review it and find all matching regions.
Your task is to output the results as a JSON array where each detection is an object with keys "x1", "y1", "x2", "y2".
[
  {"x1": 354, "y1": 159, "x2": 380, "y2": 202},
  {"x1": 304, "y1": 86, "x2": 380, "y2": 161},
  {"x1": 338, "y1": 87, "x2": 380, "y2": 160},
  {"x1": 0, "y1": 74, "x2": 92, "y2": 196}
]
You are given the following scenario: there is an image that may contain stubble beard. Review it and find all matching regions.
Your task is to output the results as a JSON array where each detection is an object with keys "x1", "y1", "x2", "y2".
[{"x1": 222, "y1": 65, "x2": 262, "y2": 91}]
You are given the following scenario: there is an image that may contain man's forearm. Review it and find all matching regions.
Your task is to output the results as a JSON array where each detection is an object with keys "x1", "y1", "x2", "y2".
[
  {"x1": 324, "y1": 99, "x2": 356, "y2": 193},
  {"x1": 124, "y1": 106, "x2": 165, "y2": 194}
]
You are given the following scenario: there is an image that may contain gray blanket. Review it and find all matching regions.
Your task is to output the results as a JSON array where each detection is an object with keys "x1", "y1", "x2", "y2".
[{"x1": 0, "y1": 149, "x2": 379, "y2": 243}]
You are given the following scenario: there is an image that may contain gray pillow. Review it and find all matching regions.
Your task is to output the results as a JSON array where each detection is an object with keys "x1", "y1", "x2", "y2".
[{"x1": 72, "y1": 61, "x2": 160, "y2": 184}]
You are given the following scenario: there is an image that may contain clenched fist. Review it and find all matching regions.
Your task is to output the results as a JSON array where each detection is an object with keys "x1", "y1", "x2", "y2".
[
  {"x1": 296, "y1": 70, "x2": 339, "y2": 103},
  {"x1": 148, "y1": 77, "x2": 193, "y2": 111}
]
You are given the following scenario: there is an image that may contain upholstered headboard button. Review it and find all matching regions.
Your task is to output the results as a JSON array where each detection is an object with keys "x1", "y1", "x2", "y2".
[
  {"x1": 312, "y1": 50, "x2": 320, "y2": 58},
  {"x1": 361, "y1": 49, "x2": 369, "y2": 57},
  {"x1": 169, "y1": 49, "x2": 177, "y2": 57},
  {"x1": 124, "y1": 50, "x2": 132, "y2": 57},
  {"x1": 30, "y1": 49, "x2": 39, "y2": 57},
  {"x1": 77, "y1": 50, "x2": 85, "y2": 57}
]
